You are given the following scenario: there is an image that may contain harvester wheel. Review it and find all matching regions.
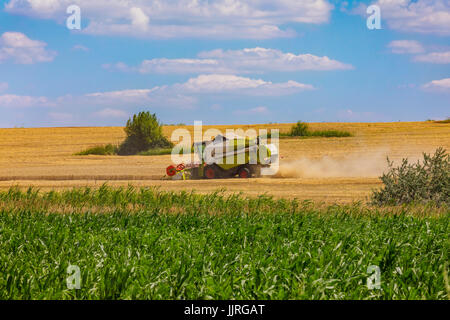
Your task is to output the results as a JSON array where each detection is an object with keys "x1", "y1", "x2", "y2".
[
  {"x1": 238, "y1": 166, "x2": 251, "y2": 179},
  {"x1": 204, "y1": 165, "x2": 217, "y2": 179}
]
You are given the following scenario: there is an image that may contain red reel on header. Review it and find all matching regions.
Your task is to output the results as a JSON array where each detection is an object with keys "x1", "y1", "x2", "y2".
[{"x1": 166, "y1": 165, "x2": 177, "y2": 177}]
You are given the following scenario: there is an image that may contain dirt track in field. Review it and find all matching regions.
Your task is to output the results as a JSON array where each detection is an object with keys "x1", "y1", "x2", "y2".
[{"x1": 0, "y1": 122, "x2": 448, "y2": 203}]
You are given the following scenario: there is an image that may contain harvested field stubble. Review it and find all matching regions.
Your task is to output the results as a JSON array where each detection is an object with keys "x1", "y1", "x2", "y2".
[{"x1": 0, "y1": 122, "x2": 448, "y2": 203}]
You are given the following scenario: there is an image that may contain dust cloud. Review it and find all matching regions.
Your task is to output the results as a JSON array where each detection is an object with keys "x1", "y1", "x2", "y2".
[{"x1": 275, "y1": 150, "x2": 391, "y2": 178}]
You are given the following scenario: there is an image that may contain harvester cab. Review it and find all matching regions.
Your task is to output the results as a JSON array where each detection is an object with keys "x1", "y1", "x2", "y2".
[{"x1": 166, "y1": 133, "x2": 278, "y2": 180}]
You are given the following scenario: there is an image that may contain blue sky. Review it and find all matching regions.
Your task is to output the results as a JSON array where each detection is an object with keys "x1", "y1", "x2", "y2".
[{"x1": 0, "y1": 0, "x2": 449, "y2": 127}]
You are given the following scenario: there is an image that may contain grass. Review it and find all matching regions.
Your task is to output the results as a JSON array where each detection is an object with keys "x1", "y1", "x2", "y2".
[
  {"x1": 138, "y1": 148, "x2": 174, "y2": 156},
  {"x1": 259, "y1": 130, "x2": 352, "y2": 140},
  {"x1": 307, "y1": 130, "x2": 352, "y2": 138},
  {"x1": 138, "y1": 146, "x2": 194, "y2": 156},
  {"x1": 282, "y1": 121, "x2": 353, "y2": 138},
  {"x1": 434, "y1": 118, "x2": 450, "y2": 124},
  {"x1": 0, "y1": 186, "x2": 448, "y2": 300},
  {"x1": 75, "y1": 144, "x2": 118, "y2": 156},
  {"x1": 76, "y1": 145, "x2": 192, "y2": 156}
]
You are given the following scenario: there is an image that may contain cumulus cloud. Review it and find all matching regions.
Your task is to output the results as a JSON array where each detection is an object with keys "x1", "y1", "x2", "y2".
[
  {"x1": 0, "y1": 32, "x2": 56, "y2": 64},
  {"x1": 0, "y1": 94, "x2": 52, "y2": 107},
  {"x1": 94, "y1": 108, "x2": 129, "y2": 119},
  {"x1": 422, "y1": 78, "x2": 450, "y2": 92},
  {"x1": 233, "y1": 106, "x2": 270, "y2": 115},
  {"x1": 0, "y1": 73, "x2": 312, "y2": 111},
  {"x1": 388, "y1": 40, "x2": 424, "y2": 54},
  {"x1": 414, "y1": 51, "x2": 450, "y2": 64},
  {"x1": 108, "y1": 47, "x2": 353, "y2": 75},
  {"x1": 136, "y1": 58, "x2": 228, "y2": 74},
  {"x1": 198, "y1": 47, "x2": 353, "y2": 72},
  {"x1": 5, "y1": 0, "x2": 333, "y2": 39},
  {"x1": 72, "y1": 44, "x2": 89, "y2": 52},
  {"x1": 102, "y1": 62, "x2": 132, "y2": 73},
  {"x1": 85, "y1": 88, "x2": 159, "y2": 104},
  {"x1": 129, "y1": 7, "x2": 150, "y2": 31},
  {"x1": 83, "y1": 87, "x2": 198, "y2": 109},
  {"x1": 83, "y1": 74, "x2": 313, "y2": 106},
  {"x1": 177, "y1": 74, "x2": 314, "y2": 95},
  {"x1": 370, "y1": 0, "x2": 450, "y2": 35}
]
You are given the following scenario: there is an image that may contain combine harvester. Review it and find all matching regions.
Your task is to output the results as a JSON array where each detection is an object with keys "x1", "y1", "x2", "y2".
[{"x1": 166, "y1": 133, "x2": 278, "y2": 179}]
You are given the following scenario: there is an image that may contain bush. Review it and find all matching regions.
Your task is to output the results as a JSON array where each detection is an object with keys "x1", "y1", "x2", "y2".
[
  {"x1": 138, "y1": 148, "x2": 174, "y2": 156},
  {"x1": 434, "y1": 118, "x2": 450, "y2": 124},
  {"x1": 75, "y1": 144, "x2": 118, "y2": 155},
  {"x1": 371, "y1": 147, "x2": 449, "y2": 206},
  {"x1": 308, "y1": 130, "x2": 352, "y2": 137},
  {"x1": 290, "y1": 121, "x2": 309, "y2": 136},
  {"x1": 139, "y1": 146, "x2": 194, "y2": 156},
  {"x1": 118, "y1": 112, "x2": 173, "y2": 155},
  {"x1": 289, "y1": 121, "x2": 352, "y2": 138}
]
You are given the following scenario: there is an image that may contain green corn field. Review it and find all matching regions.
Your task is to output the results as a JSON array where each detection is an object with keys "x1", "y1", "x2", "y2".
[{"x1": 0, "y1": 185, "x2": 448, "y2": 300}]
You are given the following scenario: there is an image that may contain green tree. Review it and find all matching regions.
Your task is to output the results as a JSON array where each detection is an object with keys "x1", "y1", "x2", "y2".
[
  {"x1": 290, "y1": 121, "x2": 309, "y2": 137},
  {"x1": 118, "y1": 112, "x2": 173, "y2": 155}
]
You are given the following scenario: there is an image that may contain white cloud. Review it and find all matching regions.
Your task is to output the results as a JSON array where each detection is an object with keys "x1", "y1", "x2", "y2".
[
  {"x1": 198, "y1": 47, "x2": 353, "y2": 72},
  {"x1": 110, "y1": 47, "x2": 353, "y2": 75},
  {"x1": 86, "y1": 88, "x2": 157, "y2": 100},
  {"x1": 0, "y1": 94, "x2": 52, "y2": 107},
  {"x1": 83, "y1": 87, "x2": 198, "y2": 109},
  {"x1": 337, "y1": 109, "x2": 377, "y2": 121},
  {"x1": 102, "y1": 62, "x2": 131, "y2": 72},
  {"x1": 48, "y1": 112, "x2": 73, "y2": 122},
  {"x1": 5, "y1": 0, "x2": 333, "y2": 39},
  {"x1": 85, "y1": 88, "x2": 160, "y2": 106},
  {"x1": 0, "y1": 73, "x2": 312, "y2": 111},
  {"x1": 178, "y1": 74, "x2": 314, "y2": 95},
  {"x1": 130, "y1": 7, "x2": 150, "y2": 31},
  {"x1": 414, "y1": 51, "x2": 450, "y2": 64},
  {"x1": 388, "y1": 40, "x2": 424, "y2": 54},
  {"x1": 50, "y1": 74, "x2": 311, "y2": 113},
  {"x1": 371, "y1": 0, "x2": 450, "y2": 35},
  {"x1": 83, "y1": 74, "x2": 313, "y2": 103},
  {"x1": 181, "y1": 74, "x2": 266, "y2": 92},
  {"x1": 234, "y1": 106, "x2": 270, "y2": 115},
  {"x1": 0, "y1": 82, "x2": 8, "y2": 93},
  {"x1": 0, "y1": 32, "x2": 56, "y2": 64},
  {"x1": 422, "y1": 78, "x2": 450, "y2": 92},
  {"x1": 94, "y1": 108, "x2": 129, "y2": 119},
  {"x1": 137, "y1": 58, "x2": 229, "y2": 74},
  {"x1": 72, "y1": 44, "x2": 89, "y2": 52}
]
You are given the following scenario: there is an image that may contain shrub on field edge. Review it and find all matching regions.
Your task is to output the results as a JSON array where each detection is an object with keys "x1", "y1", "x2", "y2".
[
  {"x1": 289, "y1": 121, "x2": 352, "y2": 138},
  {"x1": 118, "y1": 112, "x2": 173, "y2": 155},
  {"x1": 434, "y1": 118, "x2": 450, "y2": 124},
  {"x1": 371, "y1": 147, "x2": 449, "y2": 206},
  {"x1": 75, "y1": 144, "x2": 118, "y2": 155},
  {"x1": 290, "y1": 121, "x2": 309, "y2": 136}
]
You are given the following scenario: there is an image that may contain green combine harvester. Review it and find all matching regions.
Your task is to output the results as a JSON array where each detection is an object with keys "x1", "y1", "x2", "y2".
[{"x1": 166, "y1": 133, "x2": 278, "y2": 179}]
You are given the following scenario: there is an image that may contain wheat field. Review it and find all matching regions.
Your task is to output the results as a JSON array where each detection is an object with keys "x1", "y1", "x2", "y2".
[{"x1": 0, "y1": 121, "x2": 448, "y2": 203}]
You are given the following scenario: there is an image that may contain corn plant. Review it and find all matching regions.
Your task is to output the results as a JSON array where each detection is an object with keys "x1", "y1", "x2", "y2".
[{"x1": 0, "y1": 187, "x2": 448, "y2": 300}]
